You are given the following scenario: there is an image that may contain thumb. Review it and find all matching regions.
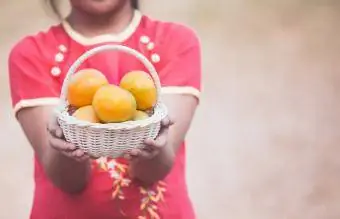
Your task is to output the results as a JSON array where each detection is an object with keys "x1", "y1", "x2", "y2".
[
  {"x1": 47, "y1": 116, "x2": 63, "y2": 138},
  {"x1": 161, "y1": 116, "x2": 174, "y2": 128}
]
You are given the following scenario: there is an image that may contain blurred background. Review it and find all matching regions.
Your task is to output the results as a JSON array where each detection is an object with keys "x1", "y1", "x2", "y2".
[{"x1": 1, "y1": 0, "x2": 340, "y2": 218}]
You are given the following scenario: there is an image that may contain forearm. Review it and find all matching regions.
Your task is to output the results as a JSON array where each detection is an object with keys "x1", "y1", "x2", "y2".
[
  {"x1": 130, "y1": 145, "x2": 175, "y2": 186},
  {"x1": 42, "y1": 146, "x2": 91, "y2": 194},
  {"x1": 17, "y1": 107, "x2": 92, "y2": 194}
]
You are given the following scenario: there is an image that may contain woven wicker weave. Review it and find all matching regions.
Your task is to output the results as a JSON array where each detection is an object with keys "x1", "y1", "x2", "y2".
[{"x1": 55, "y1": 45, "x2": 168, "y2": 158}]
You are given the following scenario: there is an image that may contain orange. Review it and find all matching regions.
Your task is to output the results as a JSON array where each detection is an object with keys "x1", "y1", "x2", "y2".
[
  {"x1": 133, "y1": 110, "x2": 149, "y2": 121},
  {"x1": 120, "y1": 71, "x2": 157, "y2": 110},
  {"x1": 73, "y1": 105, "x2": 100, "y2": 123},
  {"x1": 67, "y1": 68, "x2": 109, "y2": 108},
  {"x1": 92, "y1": 85, "x2": 137, "y2": 123}
]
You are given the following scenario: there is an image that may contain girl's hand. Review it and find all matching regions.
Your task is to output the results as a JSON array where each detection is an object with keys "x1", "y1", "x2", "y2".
[
  {"x1": 125, "y1": 117, "x2": 174, "y2": 160},
  {"x1": 47, "y1": 117, "x2": 89, "y2": 162}
]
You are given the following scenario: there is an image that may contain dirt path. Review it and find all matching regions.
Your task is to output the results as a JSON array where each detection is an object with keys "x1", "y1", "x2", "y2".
[{"x1": 1, "y1": 1, "x2": 340, "y2": 218}]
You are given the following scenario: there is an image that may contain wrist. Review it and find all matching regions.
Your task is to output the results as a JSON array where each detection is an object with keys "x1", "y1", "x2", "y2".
[
  {"x1": 157, "y1": 143, "x2": 175, "y2": 167},
  {"x1": 43, "y1": 145, "x2": 91, "y2": 194}
]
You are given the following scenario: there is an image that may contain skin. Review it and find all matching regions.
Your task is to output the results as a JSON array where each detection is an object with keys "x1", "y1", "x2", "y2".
[
  {"x1": 128, "y1": 95, "x2": 198, "y2": 185},
  {"x1": 18, "y1": 106, "x2": 91, "y2": 193},
  {"x1": 17, "y1": 0, "x2": 199, "y2": 193},
  {"x1": 67, "y1": 0, "x2": 135, "y2": 37}
]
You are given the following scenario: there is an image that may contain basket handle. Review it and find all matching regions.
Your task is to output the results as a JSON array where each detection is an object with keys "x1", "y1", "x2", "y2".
[{"x1": 59, "y1": 45, "x2": 162, "y2": 105}]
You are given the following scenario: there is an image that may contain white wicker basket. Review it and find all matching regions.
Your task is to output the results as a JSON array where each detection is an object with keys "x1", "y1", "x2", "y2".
[{"x1": 55, "y1": 45, "x2": 168, "y2": 158}]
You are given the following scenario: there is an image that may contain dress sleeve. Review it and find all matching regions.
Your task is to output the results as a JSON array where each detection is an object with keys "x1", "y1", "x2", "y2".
[
  {"x1": 8, "y1": 38, "x2": 60, "y2": 116},
  {"x1": 157, "y1": 25, "x2": 202, "y2": 100}
]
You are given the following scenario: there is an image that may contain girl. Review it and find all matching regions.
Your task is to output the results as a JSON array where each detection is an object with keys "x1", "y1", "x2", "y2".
[{"x1": 8, "y1": 0, "x2": 201, "y2": 218}]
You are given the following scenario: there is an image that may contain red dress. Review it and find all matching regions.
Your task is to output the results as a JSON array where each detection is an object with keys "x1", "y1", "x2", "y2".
[{"x1": 9, "y1": 11, "x2": 201, "y2": 219}]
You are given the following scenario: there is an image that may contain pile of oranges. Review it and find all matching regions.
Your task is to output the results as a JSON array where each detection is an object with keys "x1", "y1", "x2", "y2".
[{"x1": 67, "y1": 69, "x2": 157, "y2": 123}]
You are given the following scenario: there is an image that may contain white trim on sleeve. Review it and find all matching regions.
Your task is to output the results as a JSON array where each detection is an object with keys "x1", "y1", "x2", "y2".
[
  {"x1": 161, "y1": 86, "x2": 200, "y2": 99},
  {"x1": 14, "y1": 97, "x2": 60, "y2": 115}
]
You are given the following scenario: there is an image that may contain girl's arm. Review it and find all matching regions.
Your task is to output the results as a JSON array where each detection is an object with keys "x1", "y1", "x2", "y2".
[
  {"x1": 9, "y1": 38, "x2": 91, "y2": 193},
  {"x1": 128, "y1": 25, "x2": 201, "y2": 186},
  {"x1": 130, "y1": 94, "x2": 199, "y2": 185},
  {"x1": 17, "y1": 106, "x2": 91, "y2": 193}
]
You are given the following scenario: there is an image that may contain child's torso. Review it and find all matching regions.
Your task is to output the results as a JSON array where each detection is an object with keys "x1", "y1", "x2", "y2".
[{"x1": 29, "y1": 14, "x2": 195, "y2": 219}]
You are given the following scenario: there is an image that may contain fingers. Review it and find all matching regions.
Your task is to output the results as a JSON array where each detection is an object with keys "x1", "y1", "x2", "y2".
[
  {"x1": 126, "y1": 133, "x2": 168, "y2": 161},
  {"x1": 156, "y1": 116, "x2": 173, "y2": 145},
  {"x1": 47, "y1": 117, "x2": 64, "y2": 139},
  {"x1": 144, "y1": 138, "x2": 166, "y2": 152},
  {"x1": 124, "y1": 117, "x2": 172, "y2": 161},
  {"x1": 134, "y1": 130, "x2": 168, "y2": 160},
  {"x1": 49, "y1": 137, "x2": 89, "y2": 161},
  {"x1": 60, "y1": 149, "x2": 89, "y2": 162},
  {"x1": 49, "y1": 138, "x2": 89, "y2": 162},
  {"x1": 49, "y1": 137, "x2": 76, "y2": 151},
  {"x1": 47, "y1": 119, "x2": 89, "y2": 162},
  {"x1": 150, "y1": 119, "x2": 170, "y2": 148},
  {"x1": 161, "y1": 116, "x2": 174, "y2": 128},
  {"x1": 89, "y1": 155, "x2": 100, "y2": 160},
  {"x1": 51, "y1": 143, "x2": 90, "y2": 162},
  {"x1": 126, "y1": 148, "x2": 158, "y2": 161}
]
